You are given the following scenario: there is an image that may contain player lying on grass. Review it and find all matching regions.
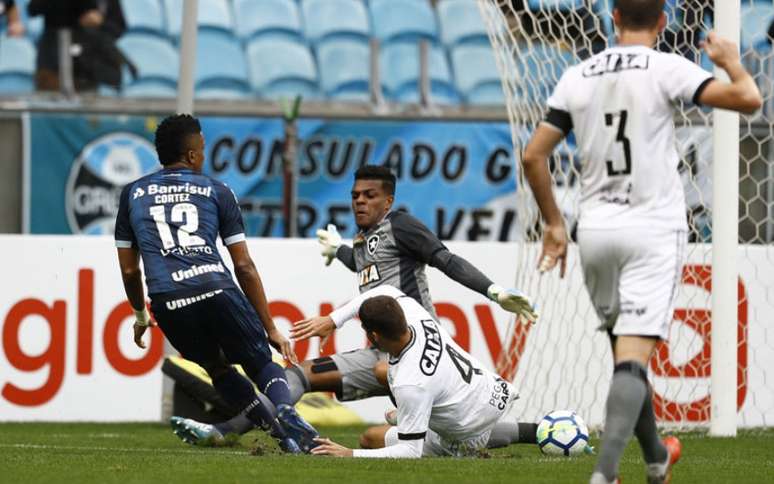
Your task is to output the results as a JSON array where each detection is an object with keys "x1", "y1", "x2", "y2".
[
  {"x1": 522, "y1": 0, "x2": 761, "y2": 482},
  {"x1": 117, "y1": 114, "x2": 319, "y2": 453},
  {"x1": 301, "y1": 285, "x2": 519, "y2": 458},
  {"x1": 171, "y1": 166, "x2": 539, "y2": 450}
]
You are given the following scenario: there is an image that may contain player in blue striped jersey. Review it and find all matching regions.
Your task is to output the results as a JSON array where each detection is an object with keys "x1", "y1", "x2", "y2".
[{"x1": 114, "y1": 114, "x2": 318, "y2": 453}]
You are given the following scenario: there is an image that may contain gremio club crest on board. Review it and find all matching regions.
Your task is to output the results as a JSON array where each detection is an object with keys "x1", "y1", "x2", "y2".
[{"x1": 65, "y1": 133, "x2": 158, "y2": 235}]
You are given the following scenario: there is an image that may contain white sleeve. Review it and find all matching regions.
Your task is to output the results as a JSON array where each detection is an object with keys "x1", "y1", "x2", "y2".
[
  {"x1": 546, "y1": 69, "x2": 573, "y2": 113},
  {"x1": 352, "y1": 385, "x2": 432, "y2": 459},
  {"x1": 329, "y1": 285, "x2": 405, "y2": 329},
  {"x1": 660, "y1": 54, "x2": 714, "y2": 105}
]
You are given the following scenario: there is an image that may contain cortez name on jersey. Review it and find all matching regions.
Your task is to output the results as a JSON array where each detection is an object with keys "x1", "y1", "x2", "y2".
[
  {"x1": 114, "y1": 167, "x2": 244, "y2": 299},
  {"x1": 544, "y1": 45, "x2": 713, "y2": 231}
]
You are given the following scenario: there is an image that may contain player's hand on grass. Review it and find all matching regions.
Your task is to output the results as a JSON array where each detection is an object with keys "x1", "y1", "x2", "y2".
[
  {"x1": 316, "y1": 224, "x2": 342, "y2": 266},
  {"x1": 267, "y1": 328, "x2": 298, "y2": 365},
  {"x1": 701, "y1": 31, "x2": 740, "y2": 70},
  {"x1": 132, "y1": 307, "x2": 157, "y2": 349},
  {"x1": 538, "y1": 223, "x2": 568, "y2": 278},
  {"x1": 310, "y1": 437, "x2": 353, "y2": 457},
  {"x1": 487, "y1": 285, "x2": 538, "y2": 323},
  {"x1": 290, "y1": 316, "x2": 335, "y2": 347}
]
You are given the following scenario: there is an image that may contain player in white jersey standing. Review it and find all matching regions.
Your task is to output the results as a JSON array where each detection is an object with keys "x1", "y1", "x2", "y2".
[
  {"x1": 296, "y1": 285, "x2": 517, "y2": 458},
  {"x1": 521, "y1": 0, "x2": 761, "y2": 483}
]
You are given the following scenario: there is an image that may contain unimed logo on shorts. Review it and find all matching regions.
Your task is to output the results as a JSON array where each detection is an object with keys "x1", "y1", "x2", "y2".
[{"x1": 65, "y1": 132, "x2": 157, "y2": 235}]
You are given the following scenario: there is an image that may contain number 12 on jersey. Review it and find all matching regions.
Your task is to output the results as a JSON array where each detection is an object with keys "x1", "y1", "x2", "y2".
[
  {"x1": 149, "y1": 203, "x2": 205, "y2": 249},
  {"x1": 605, "y1": 110, "x2": 632, "y2": 176}
]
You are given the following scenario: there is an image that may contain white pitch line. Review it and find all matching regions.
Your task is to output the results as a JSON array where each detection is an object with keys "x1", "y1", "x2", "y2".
[{"x1": 0, "y1": 443, "x2": 251, "y2": 456}]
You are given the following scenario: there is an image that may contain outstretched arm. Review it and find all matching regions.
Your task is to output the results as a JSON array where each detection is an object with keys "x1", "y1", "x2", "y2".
[
  {"x1": 291, "y1": 285, "x2": 404, "y2": 342},
  {"x1": 312, "y1": 385, "x2": 430, "y2": 459},
  {"x1": 391, "y1": 213, "x2": 493, "y2": 295},
  {"x1": 392, "y1": 213, "x2": 537, "y2": 320}
]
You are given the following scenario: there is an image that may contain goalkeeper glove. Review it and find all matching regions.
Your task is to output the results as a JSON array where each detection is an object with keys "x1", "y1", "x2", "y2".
[
  {"x1": 316, "y1": 224, "x2": 342, "y2": 266},
  {"x1": 487, "y1": 284, "x2": 538, "y2": 323}
]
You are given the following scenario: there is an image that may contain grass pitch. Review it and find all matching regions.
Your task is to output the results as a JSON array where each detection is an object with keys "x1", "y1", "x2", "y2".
[{"x1": 1, "y1": 423, "x2": 772, "y2": 484}]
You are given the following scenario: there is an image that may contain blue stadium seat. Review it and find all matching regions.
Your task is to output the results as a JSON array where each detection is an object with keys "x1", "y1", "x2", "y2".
[
  {"x1": 527, "y1": 0, "x2": 584, "y2": 11},
  {"x1": 120, "y1": 0, "x2": 165, "y2": 37},
  {"x1": 451, "y1": 44, "x2": 503, "y2": 105},
  {"x1": 370, "y1": 0, "x2": 438, "y2": 44},
  {"x1": 0, "y1": 36, "x2": 35, "y2": 93},
  {"x1": 196, "y1": 87, "x2": 251, "y2": 100},
  {"x1": 437, "y1": 0, "x2": 490, "y2": 46},
  {"x1": 123, "y1": 80, "x2": 178, "y2": 98},
  {"x1": 195, "y1": 31, "x2": 250, "y2": 93},
  {"x1": 302, "y1": 0, "x2": 370, "y2": 43},
  {"x1": 0, "y1": 36, "x2": 35, "y2": 75},
  {"x1": 317, "y1": 38, "x2": 370, "y2": 101},
  {"x1": 164, "y1": 0, "x2": 234, "y2": 38},
  {"x1": 246, "y1": 37, "x2": 319, "y2": 99},
  {"x1": 118, "y1": 34, "x2": 179, "y2": 87},
  {"x1": 380, "y1": 41, "x2": 459, "y2": 105},
  {"x1": 234, "y1": 0, "x2": 302, "y2": 41},
  {"x1": 741, "y1": 3, "x2": 774, "y2": 53}
]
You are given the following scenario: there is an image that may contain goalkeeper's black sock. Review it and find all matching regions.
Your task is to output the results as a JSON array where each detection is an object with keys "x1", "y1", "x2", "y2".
[
  {"x1": 486, "y1": 422, "x2": 538, "y2": 448},
  {"x1": 285, "y1": 365, "x2": 310, "y2": 404},
  {"x1": 634, "y1": 385, "x2": 668, "y2": 465},
  {"x1": 594, "y1": 361, "x2": 649, "y2": 481}
]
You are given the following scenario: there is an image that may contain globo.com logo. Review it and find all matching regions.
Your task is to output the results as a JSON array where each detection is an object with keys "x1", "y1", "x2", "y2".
[{"x1": 65, "y1": 132, "x2": 158, "y2": 235}]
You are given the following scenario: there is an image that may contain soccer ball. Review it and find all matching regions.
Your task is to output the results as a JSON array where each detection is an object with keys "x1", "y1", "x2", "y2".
[{"x1": 536, "y1": 410, "x2": 590, "y2": 456}]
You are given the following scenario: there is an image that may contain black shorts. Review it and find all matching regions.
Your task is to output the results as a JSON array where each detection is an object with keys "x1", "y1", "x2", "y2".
[{"x1": 150, "y1": 287, "x2": 272, "y2": 371}]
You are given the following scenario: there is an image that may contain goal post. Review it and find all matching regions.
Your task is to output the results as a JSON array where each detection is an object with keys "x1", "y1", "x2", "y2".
[
  {"x1": 711, "y1": 0, "x2": 740, "y2": 438},
  {"x1": 479, "y1": 0, "x2": 765, "y2": 432}
]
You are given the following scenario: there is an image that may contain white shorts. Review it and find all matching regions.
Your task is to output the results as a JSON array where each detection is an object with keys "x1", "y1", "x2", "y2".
[
  {"x1": 578, "y1": 228, "x2": 686, "y2": 340},
  {"x1": 384, "y1": 426, "x2": 492, "y2": 457}
]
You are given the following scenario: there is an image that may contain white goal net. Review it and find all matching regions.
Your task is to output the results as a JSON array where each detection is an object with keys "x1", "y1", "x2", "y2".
[{"x1": 479, "y1": 0, "x2": 774, "y2": 429}]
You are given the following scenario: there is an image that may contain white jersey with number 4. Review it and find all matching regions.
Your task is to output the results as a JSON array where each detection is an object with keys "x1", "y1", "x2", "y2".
[
  {"x1": 329, "y1": 285, "x2": 517, "y2": 458},
  {"x1": 545, "y1": 45, "x2": 713, "y2": 231}
]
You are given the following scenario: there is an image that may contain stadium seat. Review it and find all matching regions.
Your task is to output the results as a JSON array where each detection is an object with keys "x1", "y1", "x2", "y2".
[
  {"x1": 120, "y1": 0, "x2": 166, "y2": 37},
  {"x1": 301, "y1": 0, "x2": 370, "y2": 43},
  {"x1": 246, "y1": 37, "x2": 319, "y2": 99},
  {"x1": 370, "y1": 0, "x2": 439, "y2": 44},
  {"x1": 0, "y1": 35, "x2": 35, "y2": 93},
  {"x1": 117, "y1": 33, "x2": 179, "y2": 88},
  {"x1": 164, "y1": 0, "x2": 234, "y2": 39},
  {"x1": 741, "y1": 3, "x2": 774, "y2": 53},
  {"x1": 195, "y1": 31, "x2": 250, "y2": 93},
  {"x1": 233, "y1": 0, "x2": 302, "y2": 42},
  {"x1": 196, "y1": 87, "x2": 251, "y2": 100},
  {"x1": 380, "y1": 41, "x2": 459, "y2": 105},
  {"x1": 317, "y1": 38, "x2": 370, "y2": 101},
  {"x1": 123, "y1": 80, "x2": 178, "y2": 98},
  {"x1": 526, "y1": 0, "x2": 584, "y2": 11},
  {"x1": 437, "y1": 0, "x2": 490, "y2": 46},
  {"x1": 451, "y1": 44, "x2": 504, "y2": 105}
]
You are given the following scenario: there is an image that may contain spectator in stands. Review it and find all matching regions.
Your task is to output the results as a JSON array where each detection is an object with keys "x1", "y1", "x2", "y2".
[
  {"x1": 1, "y1": 0, "x2": 25, "y2": 37},
  {"x1": 28, "y1": 0, "x2": 127, "y2": 92}
]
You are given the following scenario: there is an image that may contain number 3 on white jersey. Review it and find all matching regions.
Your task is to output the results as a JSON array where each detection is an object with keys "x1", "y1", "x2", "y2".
[{"x1": 149, "y1": 203, "x2": 206, "y2": 249}]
